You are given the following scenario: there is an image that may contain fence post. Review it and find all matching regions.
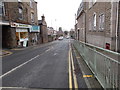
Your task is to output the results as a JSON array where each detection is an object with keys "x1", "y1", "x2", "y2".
[{"x1": 94, "y1": 47, "x2": 97, "y2": 76}]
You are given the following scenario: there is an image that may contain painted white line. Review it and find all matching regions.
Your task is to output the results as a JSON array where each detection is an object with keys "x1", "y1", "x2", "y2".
[
  {"x1": 45, "y1": 48, "x2": 51, "y2": 52},
  {"x1": 54, "y1": 53, "x2": 57, "y2": 56},
  {"x1": 0, "y1": 87, "x2": 41, "y2": 90},
  {"x1": 0, "y1": 55, "x2": 39, "y2": 78}
]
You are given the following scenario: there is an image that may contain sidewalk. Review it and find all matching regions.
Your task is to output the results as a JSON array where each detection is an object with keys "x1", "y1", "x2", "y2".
[{"x1": 71, "y1": 44, "x2": 103, "y2": 89}]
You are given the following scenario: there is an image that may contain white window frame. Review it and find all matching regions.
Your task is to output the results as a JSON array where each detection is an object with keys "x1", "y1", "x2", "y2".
[
  {"x1": 30, "y1": 0, "x2": 33, "y2": 8},
  {"x1": 18, "y1": 0, "x2": 22, "y2": 2},
  {"x1": 0, "y1": 2, "x2": 5, "y2": 16},
  {"x1": 93, "y1": 13, "x2": 97, "y2": 30},
  {"x1": 99, "y1": 13, "x2": 105, "y2": 30},
  {"x1": 19, "y1": 7, "x2": 23, "y2": 20},
  {"x1": 31, "y1": 13, "x2": 34, "y2": 23},
  {"x1": 89, "y1": 0, "x2": 93, "y2": 8}
]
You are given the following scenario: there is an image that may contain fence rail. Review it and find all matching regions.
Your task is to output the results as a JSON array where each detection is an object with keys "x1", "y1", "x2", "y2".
[{"x1": 73, "y1": 40, "x2": 120, "y2": 89}]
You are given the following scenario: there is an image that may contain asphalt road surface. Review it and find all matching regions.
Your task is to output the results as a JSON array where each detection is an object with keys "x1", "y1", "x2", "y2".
[{"x1": 2, "y1": 39, "x2": 70, "y2": 89}]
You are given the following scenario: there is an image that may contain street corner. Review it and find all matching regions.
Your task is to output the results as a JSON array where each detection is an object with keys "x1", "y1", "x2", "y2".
[{"x1": 0, "y1": 50, "x2": 13, "y2": 57}]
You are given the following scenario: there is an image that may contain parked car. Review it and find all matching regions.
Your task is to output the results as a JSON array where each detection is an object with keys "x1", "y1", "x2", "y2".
[{"x1": 58, "y1": 36, "x2": 63, "y2": 40}]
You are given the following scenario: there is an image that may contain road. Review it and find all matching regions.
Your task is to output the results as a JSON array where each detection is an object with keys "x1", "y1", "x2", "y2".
[{"x1": 2, "y1": 39, "x2": 70, "y2": 89}]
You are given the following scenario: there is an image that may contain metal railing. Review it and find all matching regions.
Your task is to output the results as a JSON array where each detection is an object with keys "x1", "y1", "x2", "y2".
[{"x1": 73, "y1": 40, "x2": 120, "y2": 89}]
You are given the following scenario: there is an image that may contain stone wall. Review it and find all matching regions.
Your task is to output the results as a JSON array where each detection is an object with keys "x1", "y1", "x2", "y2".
[{"x1": 2, "y1": 25, "x2": 17, "y2": 48}]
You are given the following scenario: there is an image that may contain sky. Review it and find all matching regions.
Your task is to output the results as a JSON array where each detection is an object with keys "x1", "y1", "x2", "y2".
[{"x1": 35, "y1": 0, "x2": 82, "y2": 31}]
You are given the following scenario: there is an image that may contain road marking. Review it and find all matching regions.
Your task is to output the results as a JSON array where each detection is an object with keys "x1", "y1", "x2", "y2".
[
  {"x1": 0, "y1": 87, "x2": 40, "y2": 90},
  {"x1": 0, "y1": 50, "x2": 13, "y2": 57},
  {"x1": 11, "y1": 48, "x2": 25, "y2": 50},
  {"x1": 73, "y1": 47, "x2": 91, "y2": 88},
  {"x1": 83, "y1": 75, "x2": 93, "y2": 77},
  {"x1": 76, "y1": 57, "x2": 80, "y2": 59},
  {"x1": 45, "y1": 48, "x2": 51, "y2": 52},
  {"x1": 54, "y1": 53, "x2": 57, "y2": 56},
  {"x1": 68, "y1": 47, "x2": 72, "y2": 89},
  {"x1": 70, "y1": 48, "x2": 78, "y2": 89},
  {"x1": 0, "y1": 55, "x2": 39, "y2": 78}
]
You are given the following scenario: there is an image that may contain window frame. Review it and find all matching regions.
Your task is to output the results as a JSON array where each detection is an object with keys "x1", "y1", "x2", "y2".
[
  {"x1": 30, "y1": 0, "x2": 33, "y2": 8},
  {"x1": 99, "y1": 13, "x2": 105, "y2": 30},
  {"x1": 31, "y1": 13, "x2": 34, "y2": 23},
  {"x1": 93, "y1": 13, "x2": 97, "y2": 30},
  {"x1": 0, "y1": 2, "x2": 5, "y2": 16},
  {"x1": 18, "y1": 7, "x2": 23, "y2": 20}
]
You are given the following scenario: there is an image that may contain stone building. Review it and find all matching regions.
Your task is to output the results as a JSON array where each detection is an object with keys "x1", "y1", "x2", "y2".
[
  {"x1": 76, "y1": 2, "x2": 86, "y2": 42},
  {"x1": 76, "y1": 1, "x2": 120, "y2": 52},
  {"x1": 1, "y1": 0, "x2": 40, "y2": 48},
  {"x1": 38, "y1": 15, "x2": 48, "y2": 43}
]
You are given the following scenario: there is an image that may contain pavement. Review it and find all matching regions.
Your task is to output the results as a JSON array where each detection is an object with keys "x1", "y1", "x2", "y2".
[
  {"x1": 1, "y1": 39, "x2": 103, "y2": 90},
  {"x1": 71, "y1": 43, "x2": 103, "y2": 89}
]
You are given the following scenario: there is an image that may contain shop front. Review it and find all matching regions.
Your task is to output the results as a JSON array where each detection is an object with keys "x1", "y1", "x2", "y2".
[
  {"x1": 16, "y1": 28, "x2": 29, "y2": 47},
  {"x1": 29, "y1": 25, "x2": 40, "y2": 45},
  {"x1": 10, "y1": 22, "x2": 31, "y2": 47}
]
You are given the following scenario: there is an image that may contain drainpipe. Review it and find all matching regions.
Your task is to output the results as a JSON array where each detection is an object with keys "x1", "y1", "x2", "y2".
[
  {"x1": 118, "y1": 1, "x2": 120, "y2": 53},
  {"x1": 116, "y1": 2, "x2": 118, "y2": 52},
  {"x1": 84, "y1": 10, "x2": 86, "y2": 43}
]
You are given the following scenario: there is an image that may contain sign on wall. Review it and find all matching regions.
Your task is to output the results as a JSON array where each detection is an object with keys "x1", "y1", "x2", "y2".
[{"x1": 30, "y1": 25, "x2": 40, "y2": 32}]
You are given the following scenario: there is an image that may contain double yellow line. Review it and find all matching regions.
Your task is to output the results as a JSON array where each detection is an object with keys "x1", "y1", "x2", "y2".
[{"x1": 68, "y1": 44, "x2": 78, "y2": 90}]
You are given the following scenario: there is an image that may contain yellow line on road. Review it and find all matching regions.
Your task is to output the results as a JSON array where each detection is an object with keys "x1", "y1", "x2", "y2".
[
  {"x1": 0, "y1": 50, "x2": 13, "y2": 57},
  {"x1": 68, "y1": 44, "x2": 72, "y2": 90},
  {"x1": 70, "y1": 47, "x2": 78, "y2": 90}
]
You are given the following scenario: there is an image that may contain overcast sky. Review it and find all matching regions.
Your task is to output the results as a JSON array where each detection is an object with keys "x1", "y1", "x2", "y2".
[{"x1": 35, "y1": 0, "x2": 82, "y2": 31}]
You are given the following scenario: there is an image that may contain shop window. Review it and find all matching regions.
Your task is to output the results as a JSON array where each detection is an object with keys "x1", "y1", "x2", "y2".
[{"x1": 0, "y1": 2, "x2": 5, "y2": 16}]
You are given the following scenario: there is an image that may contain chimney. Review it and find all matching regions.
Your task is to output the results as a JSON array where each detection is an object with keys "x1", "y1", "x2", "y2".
[{"x1": 42, "y1": 14, "x2": 45, "y2": 21}]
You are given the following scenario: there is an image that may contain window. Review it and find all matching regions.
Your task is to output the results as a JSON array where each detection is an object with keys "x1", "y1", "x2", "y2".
[
  {"x1": 31, "y1": 13, "x2": 34, "y2": 23},
  {"x1": 99, "y1": 14, "x2": 105, "y2": 30},
  {"x1": 30, "y1": 0, "x2": 33, "y2": 8},
  {"x1": 19, "y1": 7, "x2": 23, "y2": 20},
  {"x1": 0, "y1": 2, "x2": 5, "y2": 16},
  {"x1": 93, "y1": 0, "x2": 97, "y2": 4},
  {"x1": 89, "y1": 0, "x2": 93, "y2": 8},
  {"x1": 18, "y1": 0, "x2": 22, "y2": 2},
  {"x1": 93, "y1": 13, "x2": 96, "y2": 30},
  {"x1": 89, "y1": 19, "x2": 92, "y2": 31}
]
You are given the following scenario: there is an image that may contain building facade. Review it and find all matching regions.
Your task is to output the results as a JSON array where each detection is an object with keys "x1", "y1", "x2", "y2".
[
  {"x1": 76, "y1": 1, "x2": 120, "y2": 52},
  {"x1": 1, "y1": 0, "x2": 40, "y2": 48},
  {"x1": 38, "y1": 15, "x2": 48, "y2": 43},
  {"x1": 76, "y1": 2, "x2": 86, "y2": 42}
]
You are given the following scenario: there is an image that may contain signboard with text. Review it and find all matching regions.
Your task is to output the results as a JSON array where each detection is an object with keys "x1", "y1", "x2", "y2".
[{"x1": 30, "y1": 25, "x2": 40, "y2": 32}]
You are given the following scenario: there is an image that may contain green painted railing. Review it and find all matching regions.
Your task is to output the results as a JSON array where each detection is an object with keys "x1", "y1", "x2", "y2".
[{"x1": 73, "y1": 40, "x2": 120, "y2": 89}]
